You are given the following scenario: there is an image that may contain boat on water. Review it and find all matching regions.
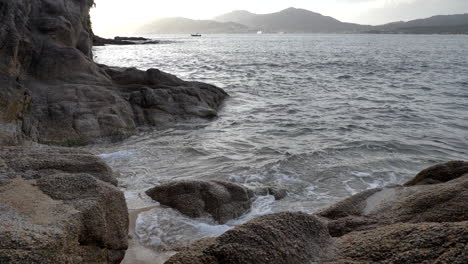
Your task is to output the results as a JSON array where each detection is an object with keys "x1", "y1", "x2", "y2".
[
  {"x1": 257, "y1": 31, "x2": 263, "y2": 34},
  {"x1": 191, "y1": 33, "x2": 202, "y2": 37}
]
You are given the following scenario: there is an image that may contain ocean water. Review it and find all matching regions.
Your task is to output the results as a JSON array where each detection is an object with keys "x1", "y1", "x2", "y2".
[{"x1": 90, "y1": 34, "x2": 468, "y2": 256}]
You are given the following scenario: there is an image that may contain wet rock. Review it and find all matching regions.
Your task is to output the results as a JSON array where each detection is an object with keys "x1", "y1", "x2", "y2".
[
  {"x1": 0, "y1": 0, "x2": 228, "y2": 146},
  {"x1": 145, "y1": 180, "x2": 254, "y2": 224},
  {"x1": 404, "y1": 160, "x2": 468, "y2": 186},
  {"x1": 165, "y1": 212, "x2": 335, "y2": 264},
  {"x1": 318, "y1": 169, "x2": 468, "y2": 237},
  {"x1": 0, "y1": 146, "x2": 128, "y2": 263},
  {"x1": 254, "y1": 186, "x2": 288, "y2": 200}
]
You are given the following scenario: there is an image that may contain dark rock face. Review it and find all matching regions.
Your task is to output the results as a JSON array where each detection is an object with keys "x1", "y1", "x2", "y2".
[
  {"x1": 165, "y1": 212, "x2": 335, "y2": 264},
  {"x1": 0, "y1": 0, "x2": 228, "y2": 146},
  {"x1": 170, "y1": 162, "x2": 468, "y2": 264},
  {"x1": 146, "y1": 180, "x2": 254, "y2": 224},
  {"x1": 0, "y1": 146, "x2": 128, "y2": 263}
]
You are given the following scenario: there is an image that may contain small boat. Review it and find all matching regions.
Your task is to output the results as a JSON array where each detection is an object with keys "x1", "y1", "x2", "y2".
[
  {"x1": 257, "y1": 31, "x2": 263, "y2": 34},
  {"x1": 191, "y1": 33, "x2": 202, "y2": 37}
]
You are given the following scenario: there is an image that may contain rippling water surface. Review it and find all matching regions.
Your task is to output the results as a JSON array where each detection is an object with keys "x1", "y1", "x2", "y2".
[{"x1": 91, "y1": 34, "x2": 468, "y2": 257}]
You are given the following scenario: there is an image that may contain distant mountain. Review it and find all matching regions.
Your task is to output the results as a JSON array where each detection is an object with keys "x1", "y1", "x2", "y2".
[
  {"x1": 136, "y1": 8, "x2": 468, "y2": 35},
  {"x1": 372, "y1": 13, "x2": 468, "y2": 34},
  {"x1": 214, "y1": 7, "x2": 369, "y2": 33},
  {"x1": 138, "y1": 18, "x2": 250, "y2": 34},
  {"x1": 215, "y1": 10, "x2": 257, "y2": 24}
]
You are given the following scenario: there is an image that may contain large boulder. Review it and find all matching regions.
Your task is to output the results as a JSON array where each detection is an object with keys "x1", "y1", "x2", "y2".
[
  {"x1": 0, "y1": 0, "x2": 228, "y2": 146},
  {"x1": 0, "y1": 146, "x2": 129, "y2": 263},
  {"x1": 146, "y1": 180, "x2": 254, "y2": 224},
  {"x1": 165, "y1": 212, "x2": 335, "y2": 264}
]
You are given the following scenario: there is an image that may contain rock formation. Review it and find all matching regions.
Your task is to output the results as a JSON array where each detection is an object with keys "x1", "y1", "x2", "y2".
[
  {"x1": 0, "y1": 146, "x2": 128, "y2": 263},
  {"x1": 168, "y1": 161, "x2": 468, "y2": 264},
  {"x1": 146, "y1": 180, "x2": 255, "y2": 224},
  {"x1": 166, "y1": 212, "x2": 335, "y2": 264},
  {"x1": 0, "y1": 0, "x2": 228, "y2": 146},
  {"x1": 0, "y1": 0, "x2": 228, "y2": 262}
]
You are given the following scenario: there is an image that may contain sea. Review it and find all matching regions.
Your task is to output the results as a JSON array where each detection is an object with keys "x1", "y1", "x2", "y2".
[{"x1": 90, "y1": 34, "x2": 468, "y2": 258}]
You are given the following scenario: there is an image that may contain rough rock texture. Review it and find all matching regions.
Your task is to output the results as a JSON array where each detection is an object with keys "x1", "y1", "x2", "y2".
[
  {"x1": 165, "y1": 212, "x2": 335, "y2": 264},
  {"x1": 0, "y1": 146, "x2": 129, "y2": 263},
  {"x1": 0, "y1": 0, "x2": 228, "y2": 146},
  {"x1": 404, "y1": 160, "x2": 468, "y2": 186},
  {"x1": 328, "y1": 221, "x2": 468, "y2": 264},
  {"x1": 146, "y1": 180, "x2": 254, "y2": 224},
  {"x1": 169, "y1": 162, "x2": 468, "y2": 264},
  {"x1": 319, "y1": 163, "x2": 468, "y2": 237}
]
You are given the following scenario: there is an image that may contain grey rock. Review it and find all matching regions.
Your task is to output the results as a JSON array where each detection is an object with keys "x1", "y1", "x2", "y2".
[
  {"x1": 404, "y1": 160, "x2": 468, "y2": 186},
  {"x1": 0, "y1": 146, "x2": 128, "y2": 263},
  {"x1": 0, "y1": 0, "x2": 228, "y2": 146},
  {"x1": 318, "y1": 172, "x2": 468, "y2": 237},
  {"x1": 145, "y1": 180, "x2": 254, "y2": 224},
  {"x1": 165, "y1": 212, "x2": 335, "y2": 264}
]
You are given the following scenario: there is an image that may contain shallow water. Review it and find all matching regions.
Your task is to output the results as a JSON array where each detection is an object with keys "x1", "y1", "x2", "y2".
[{"x1": 90, "y1": 34, "x2": 468, "y2": 256}]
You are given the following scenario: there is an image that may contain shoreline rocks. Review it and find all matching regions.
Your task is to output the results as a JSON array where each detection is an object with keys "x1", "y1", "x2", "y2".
[
  {"x1": 146, "y1": 180, "x2": 255, "y2": 224},
  {"x1": 166, "y1": 212, "x2": 335, "y2": 264},
  {"x1": 93, "y1": 35, "x2": 160, "y2": 46},
  {"x1": 168, "y1": 161, "x2": 468, "y2": 264},
  {"x1": 0, "y1": 146, "x2": 129, "y2": 263}
]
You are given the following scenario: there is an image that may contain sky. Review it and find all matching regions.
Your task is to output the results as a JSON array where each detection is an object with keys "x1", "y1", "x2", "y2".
[{"x1": 91, "y1": 0, "x2": 468, "y2": 36}]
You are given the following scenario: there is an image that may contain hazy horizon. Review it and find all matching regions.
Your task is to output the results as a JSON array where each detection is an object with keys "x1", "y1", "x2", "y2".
[{"x1": 91, "y1": 0, "x2": 468, "y2": 36}]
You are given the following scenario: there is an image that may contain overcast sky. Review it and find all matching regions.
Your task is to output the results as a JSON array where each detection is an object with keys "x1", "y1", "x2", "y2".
[{"x1": 91, "y1": 0, "x2": 468, "y2": 36}]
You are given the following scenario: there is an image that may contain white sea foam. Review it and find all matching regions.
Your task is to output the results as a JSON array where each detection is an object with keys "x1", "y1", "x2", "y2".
[
  {"x1": 135, "y1": 195, "x2": 276, "y2": 251},
  {"x1": 98, "y1": 150, "x2": 134, "y2": 160}
]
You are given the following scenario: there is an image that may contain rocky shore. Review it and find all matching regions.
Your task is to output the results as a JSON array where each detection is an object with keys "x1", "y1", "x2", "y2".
[
  {"x1": 0, "y1": 0, "x2": 226, "y2": 263},
  {"x1": 1, "y1": 0, "x2": 467, "y2": 264},
  {"x1": 166, "y1": 161, "x2": 468, "y2": 264}
]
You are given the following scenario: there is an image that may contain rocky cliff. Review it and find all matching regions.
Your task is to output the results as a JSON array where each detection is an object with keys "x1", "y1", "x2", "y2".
[{"x1": 0, "y1": 0, "x2": 227, "y2": 146}]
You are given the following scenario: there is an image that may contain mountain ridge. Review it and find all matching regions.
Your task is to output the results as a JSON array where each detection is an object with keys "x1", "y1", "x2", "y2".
[{"x1": 137, "y1": 8, "x2": 468, "y2": 34}]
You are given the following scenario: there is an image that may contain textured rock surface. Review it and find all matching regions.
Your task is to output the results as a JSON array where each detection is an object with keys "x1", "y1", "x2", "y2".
[
  {"x1": 0, "y1": 0, "x2": 228, "y2": 146},
  {"x1": 146, "y1": 180, "x2": 254, "y2": 224},
  {"x1": 169, "y1": 162, "x2": 468, "y2": 264},
  {"x1": 0, "y1": 145, "x2": 128, "y2": 263},
  {"x1": 165, "y1": 212, "x2": 335, "y2": 264},
  {"x1": 404, "y1": 160, "x2": 468, "y2": 186}
]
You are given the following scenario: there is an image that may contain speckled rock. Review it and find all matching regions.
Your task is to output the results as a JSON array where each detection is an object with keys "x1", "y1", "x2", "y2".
[
  {"x1": 166, "y1": 212, "x2": 335, "y2": 264},
  {"x1": 146, "y1": 180, "x2": 254, "y2": 224},
  {"x1": 0, "y1": 146, "x2": 128, "y2": 263}
]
